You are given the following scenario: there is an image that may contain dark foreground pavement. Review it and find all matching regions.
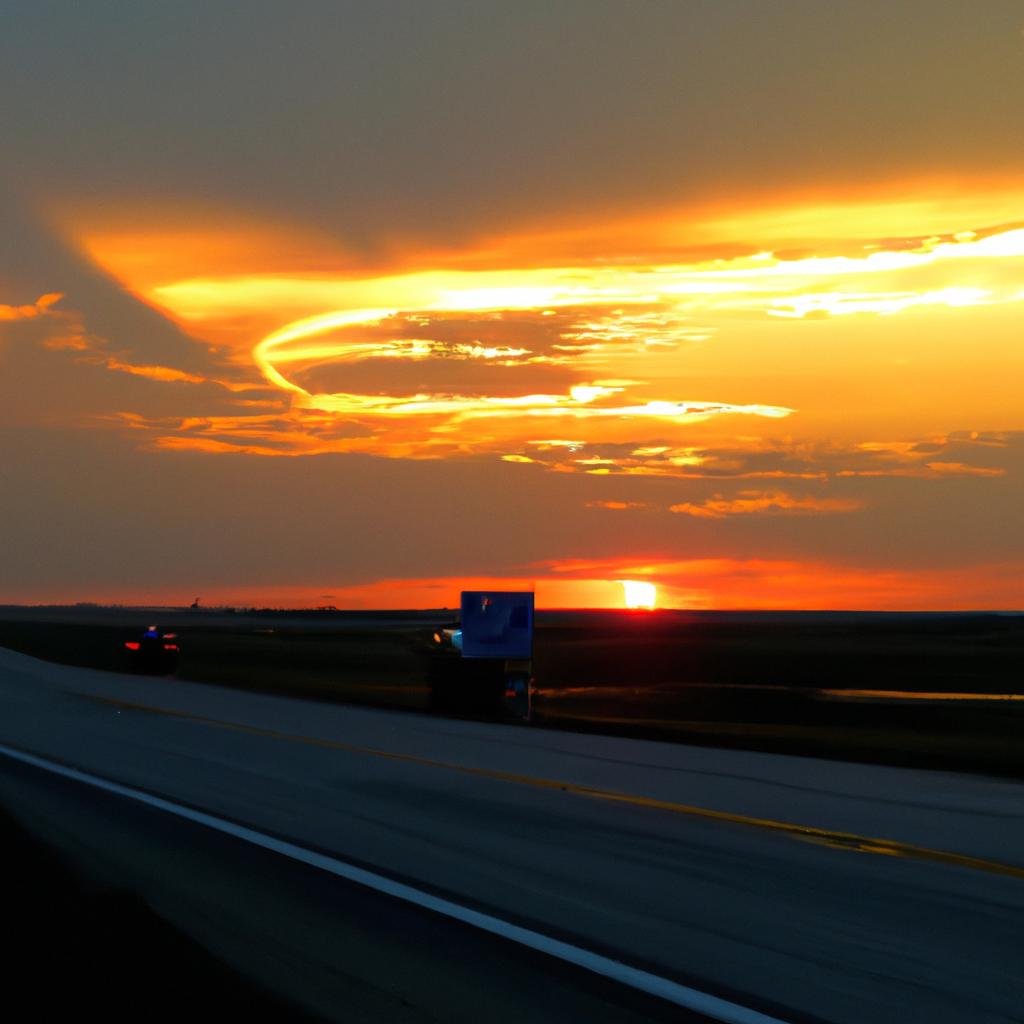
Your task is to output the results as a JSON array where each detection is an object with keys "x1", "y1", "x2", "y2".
[
  {"x1": 2, "y1": 647, "x2": 1023, "y2": 1023},
  {"x1": 0, "y1": 756, "x2": 710, "y2": 1024}
]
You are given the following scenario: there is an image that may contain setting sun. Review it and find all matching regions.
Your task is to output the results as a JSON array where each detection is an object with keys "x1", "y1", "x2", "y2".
[{"x1": 620, "y1": 580, "x2": 657, "y2": 610}]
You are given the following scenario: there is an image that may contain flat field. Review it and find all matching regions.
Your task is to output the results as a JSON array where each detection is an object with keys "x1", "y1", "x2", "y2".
[{"x1": 1, "y1": 606, "x2": 1022, "y2": 776}]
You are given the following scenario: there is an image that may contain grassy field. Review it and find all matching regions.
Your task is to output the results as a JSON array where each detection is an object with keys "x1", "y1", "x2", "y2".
[{"x1": 2, "y1": 607, "x2": 1023, "y2": 777}]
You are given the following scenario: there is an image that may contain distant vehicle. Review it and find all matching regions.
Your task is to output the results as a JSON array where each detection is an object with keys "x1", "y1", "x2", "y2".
[
  {"x1": 431, "y1": 625, "x2": 463, "y2": 653},
  {"x1": 123, "y1": 625, "x2": 179, "y2": 674}
]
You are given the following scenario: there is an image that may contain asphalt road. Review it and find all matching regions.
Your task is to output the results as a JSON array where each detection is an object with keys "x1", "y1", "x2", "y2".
[{"x1": 1, "y1": 647, "x2": 1022, "y2": 1023}]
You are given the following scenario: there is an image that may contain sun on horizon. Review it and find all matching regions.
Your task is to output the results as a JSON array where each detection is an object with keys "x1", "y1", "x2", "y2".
[{"x1": 620, "y1": 580, "x2": 657, "y2": 610}]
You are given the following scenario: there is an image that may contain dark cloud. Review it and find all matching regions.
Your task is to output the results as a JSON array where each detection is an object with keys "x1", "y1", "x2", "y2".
[{"x1": 2, "y1": 2, "x2": 1022, "y2": 254}]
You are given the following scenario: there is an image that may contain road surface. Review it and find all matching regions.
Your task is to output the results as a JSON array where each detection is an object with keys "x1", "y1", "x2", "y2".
[{"x1": 0, "y1": 647, "x2": 1022, "y2": 1022}]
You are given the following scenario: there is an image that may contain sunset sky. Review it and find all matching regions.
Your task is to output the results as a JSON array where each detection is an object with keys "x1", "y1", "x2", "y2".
[{"x1": 1, "y1": 0, "x2": 1022, "y2": 609}]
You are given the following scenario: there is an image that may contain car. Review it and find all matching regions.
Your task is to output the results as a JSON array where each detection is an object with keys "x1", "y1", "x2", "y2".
[{"x1": 123, "y1": 625, "x2": 179, "y2": 674}]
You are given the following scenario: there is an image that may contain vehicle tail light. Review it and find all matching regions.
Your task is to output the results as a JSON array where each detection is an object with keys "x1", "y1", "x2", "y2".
[{"x1": 124, "y1": 641, "x2": 140, "y2": 651}]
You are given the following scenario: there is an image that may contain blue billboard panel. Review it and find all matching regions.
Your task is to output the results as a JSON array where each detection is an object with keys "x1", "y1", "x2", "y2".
[{"x1": 460, "y1": 591, "x2": 534, "y2": 660}]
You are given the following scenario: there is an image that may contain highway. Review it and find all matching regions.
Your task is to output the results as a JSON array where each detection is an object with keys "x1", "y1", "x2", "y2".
[{"x1": 1, "y1": 646, "x2": 1022, "y2": 1023}]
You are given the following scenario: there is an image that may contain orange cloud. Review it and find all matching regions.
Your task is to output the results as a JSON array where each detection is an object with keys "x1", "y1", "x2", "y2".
[
  {"x1": 104, "y1": 358, "x2": 208, "y2": 384},
  {"x1": 585, "y1": 500, "x2": 651, "y2": 511},
  {"x1": 146, "y1": 222, "x2": 1024, "y2": 334},
  {"x1": 207, "y1": 217, "x2": 1016, "y2": 459},
  {"x1": 0, "y1": 292, "x2": 63, "y2": 321},
  {"x1": 44, "y1": 188, "x2": 1024, "y2": 470},
  {"x1": 0, "y1": 291, "x2": 94, "y2": 351},
  {"x1": 245, "y1": 304, "x2": 793, "y2": 444},
  {"x1": 497, "y1": 433, "x2": 1012, "y2": 482},
  {"x1": 669, "y1": 490, "x2": 862, "y2": 518},
  {"x1": 835, "y1": 463, "x2": 1005, "y2": 478},
  {"x1": 52, "y1": 203, "x2": 350, "y2": 293}
]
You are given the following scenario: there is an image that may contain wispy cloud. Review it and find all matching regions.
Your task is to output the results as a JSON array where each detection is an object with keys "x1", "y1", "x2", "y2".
[
  {"x1": 90, "y1": 218, "x2": 1018, "y2": 459},
  {"x1": 669, "y1": 490, "x2": 862, "y2": 518},
  {"x1": 0, "y1": 292, "x2": 92, "y2": 350},
  {"x1": 37, "y1": 188, "x2": 1023, "y2": 467},
  {"x1": 502, "y1": 433, "x2": 1012, "y2": 481},
  {"x1": 148, "y1": 223, "x2": 1024, "y2": 336},
  {"x1": 104, "y1": 359, "x2": 209, "y2": 384},
  {"x1": 585, "y1": 500, "x2": 652, "y2": 511},
  {"x1": 0, "y1": 292, "x2": 63, "y2": 321}
]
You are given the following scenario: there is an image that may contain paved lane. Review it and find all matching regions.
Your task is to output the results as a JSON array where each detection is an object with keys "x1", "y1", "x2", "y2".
[{"x1": 1, "y1": 648, "x2": 1022, "y2": 1022}]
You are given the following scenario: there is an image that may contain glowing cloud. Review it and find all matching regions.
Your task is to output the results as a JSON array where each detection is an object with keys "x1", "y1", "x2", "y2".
[
  {"x1": 669, "y1": 491, "x2": 863, "y2": 518},
  {"x1": 46, "y1": 192, "x2": 1024, "y2": 468},
  {"x1": 104, "y1": 359, "x2": 208, "y2": 384},
  {"x1": 0, "y1": 292, "x2": 64, "y2": 321},
  {"x1": 238, "y1": 302, "x2": 794, "y2": 454},
  {"x1": 147, "y1": 223, "x2": 1024, "y2": 332}
]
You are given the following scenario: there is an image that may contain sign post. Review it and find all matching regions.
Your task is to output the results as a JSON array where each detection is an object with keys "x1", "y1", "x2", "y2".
[{"x1": 459, "y1": 591, "x2": 534, "y2": 720}]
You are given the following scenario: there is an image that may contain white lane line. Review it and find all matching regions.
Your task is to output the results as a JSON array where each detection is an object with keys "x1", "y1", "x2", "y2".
[{"x1": 0, "y1": 741, "x2": 790, "y2": 1024}]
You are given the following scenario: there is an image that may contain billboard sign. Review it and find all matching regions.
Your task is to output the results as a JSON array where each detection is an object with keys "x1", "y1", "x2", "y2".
[{"x1": 460, "y1": 591, "x2": 534, "y2": 660}]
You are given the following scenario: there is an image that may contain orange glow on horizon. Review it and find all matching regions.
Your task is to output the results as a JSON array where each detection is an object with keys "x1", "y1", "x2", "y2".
[{"x1": 12, "y1": 558, "x2": 1019, "y2": 612}]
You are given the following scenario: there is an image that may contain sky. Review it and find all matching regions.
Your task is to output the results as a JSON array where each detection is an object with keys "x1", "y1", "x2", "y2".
[{"x1": 1, "y1": 0, "x2": 1022, "y2": 610}]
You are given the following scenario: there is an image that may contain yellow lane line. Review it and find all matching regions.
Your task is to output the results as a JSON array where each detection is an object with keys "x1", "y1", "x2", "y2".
[{"x1": 88, "y1": 694, "x2": 1024, "y2": 882}]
